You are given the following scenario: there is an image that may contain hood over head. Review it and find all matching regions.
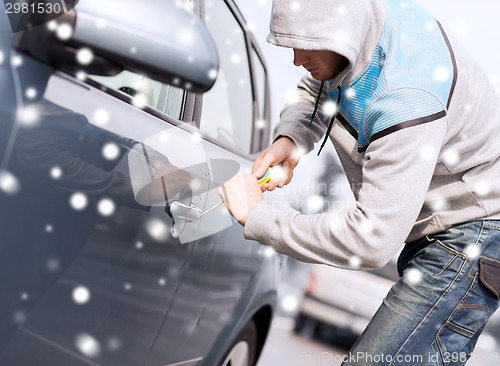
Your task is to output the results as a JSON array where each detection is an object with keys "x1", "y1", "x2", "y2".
[{"x1": 267, "y1": 0, "x2": 386, "y2": 87}]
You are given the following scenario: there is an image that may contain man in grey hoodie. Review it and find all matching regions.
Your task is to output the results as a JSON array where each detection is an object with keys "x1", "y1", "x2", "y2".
[{"x1": 220, "y1": 0, "x2": 500, "y2": 364}]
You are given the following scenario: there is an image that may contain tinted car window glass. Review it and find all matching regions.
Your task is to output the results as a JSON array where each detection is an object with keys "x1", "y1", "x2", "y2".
[
  {"x1": 201, "y1": 0, "x2": 253, "y2": 154},
  {"x1": 90, "y1": 72, "x2": 184, "y2": 120}
]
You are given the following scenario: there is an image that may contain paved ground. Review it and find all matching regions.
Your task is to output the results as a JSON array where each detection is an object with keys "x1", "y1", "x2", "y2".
[{"x1": 257, "y1": 317, "x2": 500, "y2": 366}]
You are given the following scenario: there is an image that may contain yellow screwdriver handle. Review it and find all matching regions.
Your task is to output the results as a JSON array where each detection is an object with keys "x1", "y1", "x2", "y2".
[{"x1": 257, "y1": 167, "x2": 273, "y2": 186}]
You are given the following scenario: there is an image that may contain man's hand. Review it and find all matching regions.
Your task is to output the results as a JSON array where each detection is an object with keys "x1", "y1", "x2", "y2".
[
  {"x1": 253, "y1": 136, "x2": 299, "y2": 191},
  {"x1": 219, "y1": 172, "x2": 263, "y2": 226}
]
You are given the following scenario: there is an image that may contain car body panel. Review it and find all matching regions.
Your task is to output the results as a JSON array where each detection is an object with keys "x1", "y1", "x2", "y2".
[{"x1": 0, "y1": 1, "x2": 277, "y2": 365}]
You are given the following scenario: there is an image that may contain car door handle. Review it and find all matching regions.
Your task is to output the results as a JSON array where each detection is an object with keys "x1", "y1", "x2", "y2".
[
  {"x1": 170, "y1": 201, "x2": 203, "y2": 222},
  {"x1": 169, "y1": 200, "x2": 224, "y2": 222}
]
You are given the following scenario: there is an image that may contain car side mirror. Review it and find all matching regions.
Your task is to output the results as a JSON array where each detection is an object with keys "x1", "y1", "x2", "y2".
[{"x1": 13, "y1": 0, "x2": 219, "y2": 93}]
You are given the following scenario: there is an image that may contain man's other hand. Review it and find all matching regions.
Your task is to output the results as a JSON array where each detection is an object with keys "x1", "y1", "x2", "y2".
[{"x1": 219, "y1": 172, "x2": 263, "y2": 226}]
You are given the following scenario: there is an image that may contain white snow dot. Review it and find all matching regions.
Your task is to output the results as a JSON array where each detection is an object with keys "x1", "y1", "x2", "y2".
[
  {"x1": 50, "y1": 166, "x2": 63, "y2": 180},
  {"x1": 21, "y1": 293, "x2": 29, "y2": 301},
  {"x1": 56, "y1": 23, "x2": 73, "y2": 41},
  {"x1": 191, "y1": 131, "x2": 202, "y2": 143},
  {"x1": 322, "y1": 100, "x2": 338, "y2": 117},
  {"x1": 291, "y1": 147, "x2": 306, "y2": 163},
  {"x1": 97, "y1": 198, "x2": 115, "y2": 217},
  {"x1": 178, "y1": 27, "x2": 195, "y2": 45},
  {"x1": 425, "y1": 21, "x2": 435, "y2": 31},
  {"x1": 145, "y1": 218, "x2": 169, "y2": 241},
  {"x1": 45, "y1": 224, "x2": 53, "y2": 233},
  {"x1": 25, "y1": 87, "x2": 37, "y2": 99},
  {"x1": 190, "y1": 178, "x2": 203, "y2": 192},
  {"x1": 159, "y1": 133, "x2": 170, "y2": 144},
  {"x1": 337, "y1": 5, "x2": 347, "y2": 15},
  {"x1": 281, "y1": 295, "x2": 299, "y2": 313},
  {"x1": 333, "y1": 31, "x2": 350, "y2": 44},
  {"x1": 95, "y1": 18, "x2": 107, "y2": 29},
  {"x1": 346, "y1": 88, "x2": 356, "y2": 98},
  {"x1": 290, "y1": 1, "x2": 300, "y2": 11},
  {"x1": 47, "y1": 20, "x2": 57, "y2": 31},
  {"x1": 124, "y1": 283, "x2": 132, "y2": 291},
  {"x1": 420, "y1": 144, "x2": 436, "y2": 160},
  {"x1": 360, "y1": 218, "x2": 374, "y2": 234},
  {"x1": 246, "y1": 21, "x2": 256, "y2": 32},
  {"x1": 230, "y1": 53, "x2": 242, "y2": 64},
  {"x1": 13, "y1": 311, "x2": 27, "y2": 324},
  {"x1": 285, "y1": 88, "x2": 301, "y2": 104},
  {"x1": 430, "y1": 196, "x2": 449, "y2": 211},
  {"x1": 256, "y1": 118, "x2": 266, "y2": 130},
  {"x1": 102, "y1": 142, "x2": 120, "y2": 161},
  {"x1": 93, "y1": 109, "x2": 110, "y2": 126},
  {"x1": 474, "y1": 180, "x2": 491, "y2": 196},
  {"x1": 76, "y1": 71, "x2": 88, "y2": 81},
  {"x1": 305, "y1": 195, "x2": 324, "y2": 214},
  {"x1": 107, "y1": 337, "x2": 122, "y2": 351},
  {"x1": 0, "y1": 170, "x2": 20, "y2": 195},
  {"x1": 76, "y1": 48, "x2": 94, "y2": 65},
  {"x1": 135, "y1": 241, "x2": 144, "y2": 250},
  {"x1": 46, "y1": 258, "x2": 61, "y2": 272},
  {"x1": 132, "y1": 94, "x2": 148, "y2": 109},
  {"x1": 11, "y1": 55, "x2": 22, "y2": 67},
  {"x1": 72, "y1": 286, "x2": 91, "y2": 304},
  {"x1": 187, "y1": 55, "x2": 195, "y2": 63},
  {"x1": 208, "y1": 68, "x2": 218, "y2": 80},
  {"x1": 158, "y1": 278, "x2": 167, "y2": 286},
  {"x1": 434, "y1": 66, "x2": 451, "y2": 82},
  {"x1": 75, "y1": 333, "x2": 101, "y2": 358},
  {"x1": 70, "y1": 192, "x2": 88, "y2": 211},
  {"x1": 262, "y1": 247, "x2": 275, "y2": 258},
  {"x1": 349, "y1": 256, "x2": 362, "y2": 268},
  {"x1": 130, "y1": 47, "x2": 138, "y2": 54},
  {"x1": 405, "y1": 268, "x2": 423, "y2": 284},
  {"x1": 270, "y1": 165, "x2": 284, "y2": 182},
  {"x1": 18, "y1": 106, "x2": 39, "y2": 126},
  {"x1": 464, "y1": 245, "x2": 480, "y2": 259},
  {"x1": 443, "y1": 149, "x2": 459, "y2": 165}
]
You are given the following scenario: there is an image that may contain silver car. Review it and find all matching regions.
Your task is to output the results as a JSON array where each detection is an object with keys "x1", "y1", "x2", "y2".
[{"x1": 0, "y1": 1, "x2": 277, "y2": 365}]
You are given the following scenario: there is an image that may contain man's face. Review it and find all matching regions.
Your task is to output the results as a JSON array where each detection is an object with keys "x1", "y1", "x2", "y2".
[{"x1": 293, "y1": 49, "x2": 348, "y2": 81}]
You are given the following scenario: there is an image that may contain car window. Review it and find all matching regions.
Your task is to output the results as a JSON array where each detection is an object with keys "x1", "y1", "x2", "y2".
[
  {"x1": 200, "y1": 0, "x2": 253, "y2": 154},
  {"x1": 251, "y1": 48, "x2": 266, "y2": 122},
  {"x1": 90, "y1": 72, "x2": 184, "y2": 120}
]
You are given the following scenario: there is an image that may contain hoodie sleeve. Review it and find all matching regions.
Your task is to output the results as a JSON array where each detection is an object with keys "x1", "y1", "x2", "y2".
[
  {"x1": 244, "y1": 115, "x2": 448, "y2": 270},
  {"x1": 272, "y1": 74, "x2": 331, "y2": 153}
]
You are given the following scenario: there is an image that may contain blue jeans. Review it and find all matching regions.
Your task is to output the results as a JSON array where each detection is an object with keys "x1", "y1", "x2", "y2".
[{"x1": 342, "y1": 220, "x2": 500, "y2": 365}]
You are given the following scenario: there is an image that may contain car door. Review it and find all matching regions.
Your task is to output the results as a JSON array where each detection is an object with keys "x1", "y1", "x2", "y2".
[
  {"x1": 0, "y1": 3, "x2": 218, "y2": 365},
  {"x1": 0, "y1": 64, "x2": 211, "y2": 366},
  {"x1": 142, "y1": 1, "x2": 276, "y2": 365}
]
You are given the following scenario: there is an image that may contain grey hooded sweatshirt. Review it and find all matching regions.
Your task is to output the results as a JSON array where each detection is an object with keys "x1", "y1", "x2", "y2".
[{"x1": 243, "y1": 0, "x2": 500, "y2": 270}]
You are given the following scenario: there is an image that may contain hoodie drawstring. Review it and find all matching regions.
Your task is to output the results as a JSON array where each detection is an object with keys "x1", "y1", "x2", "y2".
[
  {"x1": 317, "y1": 86, "x2": 341, "y2": 156},
  {"x1": 309, "y1": 81, "x2": 325, "y2": 127}
]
